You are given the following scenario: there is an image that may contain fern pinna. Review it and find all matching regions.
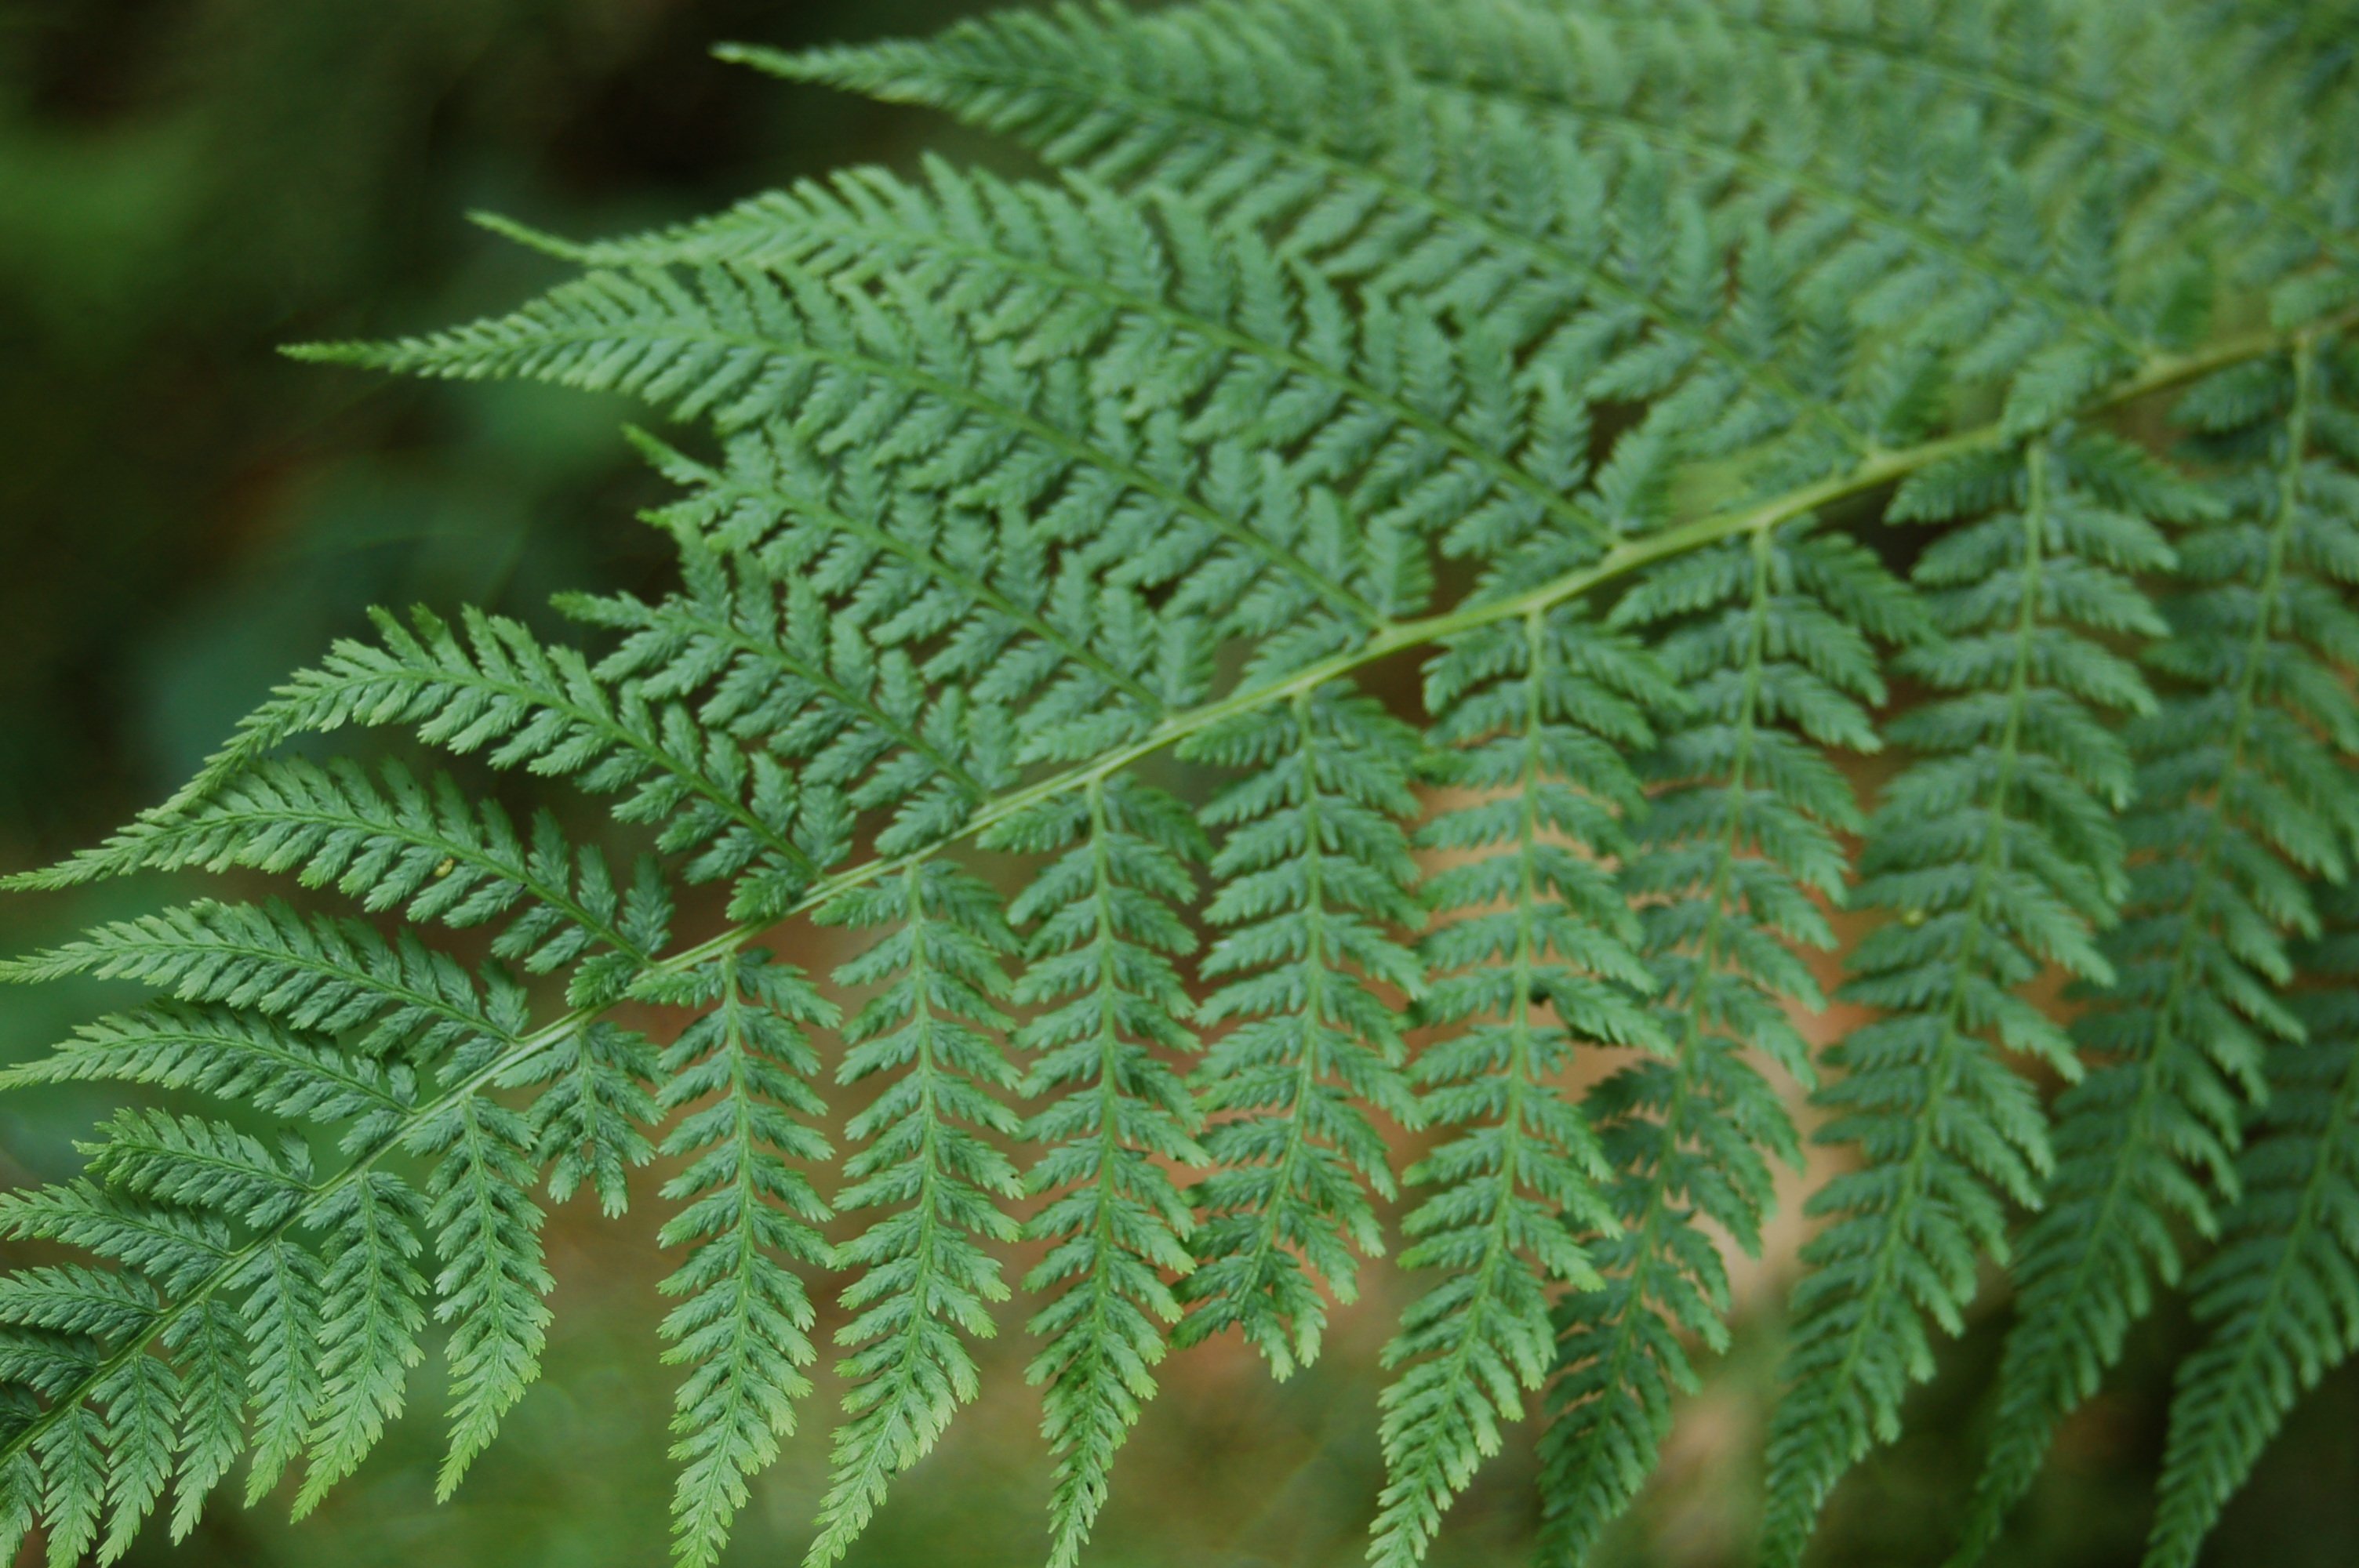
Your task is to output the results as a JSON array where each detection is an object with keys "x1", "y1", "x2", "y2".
[{"x1": 3, "y1": 2, "x2": 2358, "y2": 1565}]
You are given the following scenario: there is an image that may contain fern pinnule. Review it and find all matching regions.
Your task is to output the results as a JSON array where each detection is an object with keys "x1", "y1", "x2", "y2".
[
  {"x1": 142, "y1": 602, "x2": 818, "y2": 919},
  {"x1": 982, "y1": 775, "x2": 1207, "y2": 1568},
  {"x1": 804, "y1": 864, "x2": 1024, "y2": 1567},
  {"x1": 1371, "y1": 606, "x2": 1674, "y2": 1568},
  {"x1": 410, "y1": 1092, "x2": 555, "y2": 1498},
  {"x1": 295, "y1": 1173, "x2": 427, "y2": 1518},
  {"x1": 1958, "y1": 333, "x2": 2359, "y2": 1559},
  {"x1": 2143, "y1": 884, "x2": 2359, "y2": 1568},
  {"x1": 299, "y1": 251, "x2": 1397, "y2": 670},
  {"x1": 159, "y1": 1298, "x2": 245, "y2": 1542},
  {"x1": 1172, "y1": 684, "x2": 1424, "y2": 1377},
  {"x1": 1538, "y1": 521, "x2": 1927, "y2": 1562},
  {"x1": 5, "y1": 757, "x2": 674, "y2": 1007},
  {"x1": 1763, "y1": 434, "x2": 2174, "y2": 1563},
  {"x1": 621, "y1": 425, "x2": 1181, "y2": 746},
  {"x1": 0, "y1": 900, "x2": 521, "y2": 1068},
  {"x1": 521, "y1": 152, "x2": 1612, "y2": 602},
  {"x1": 0, "y1": 1007, "x2": 412, "y2": 1153},
  {"x1": 647, "y1": 951, "x2": 838, "y2": 1568},
  {"x1": 92, "y1": 1346, "x2": 175, "y2": 1565},
  {"x1": 234, "y1": 1240, "x2": 324, "y2": 1510},
  {"x1": 512, "y1": 1021, "x2": 660, "y2": 1218}
]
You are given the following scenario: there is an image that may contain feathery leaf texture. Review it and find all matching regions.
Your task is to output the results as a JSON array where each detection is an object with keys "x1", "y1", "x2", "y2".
[
  {"x1": 805, "y1": 865, "x2": 1023, "y2": 1567},
  {"x1": 1763, "y1": 434, "x2": 2180, "y2": 1563},
  {"x1": 3, "y1": 3, "x2": 2359, "y2": 1567},
  {"x1": 1172, "y1": 685, "x2": 1423, "y2": 1377},
  {"x1": 647, "y1": 950, "x2": 838, "y2": 1568},
  {"x1": 2144, "y1": 884, "x2": 2359, "y2": 1568},
  {"x1": 1957, "y1": 330, "x2": 2359, "y2": 1560},
  {"x1": 1538, "y1": 521, "x2": 1928, "y2": 1561},
  {"x1": 1371, "y1": 607, "x2": 1674, "y2": 1567},
  {"x1": 983, "y1": 776, "x2": 1207, "y2": 1568}
]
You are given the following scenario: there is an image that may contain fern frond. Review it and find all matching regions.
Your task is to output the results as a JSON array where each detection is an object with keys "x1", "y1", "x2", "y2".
[
  {"x1": 1536, "y1": 521, "x2": 1928, "y2": 1561},
  {"x1": 160, "y1": 1299, "x2": 244, "y2": 1541},
  {"x1": 522, "y1": 154, "x2": 1612, "y2": 593},
  {"x1": 81, "y1": 1111, "x2": 313, "y2": 1234},
  {"x1": 5, "y1": 757, "x2": 673, "y2": 1004},
  {"x1": 234, "y1": 1240, "x2": 322, "y2": 1508},
  {"x1": 1762, "y1": 434, "x2": 2175, "y2": 1563},
  {"x1": 2143, "y1": 884, "x2": 2359, "y2": 1568},
  {"x1": 409, "y1": 1095, "x2": 554, "y2": 1497},
  {"x1": 35, "y1": 1401, "x2": 105, "y2": 1568},
  {"x1": 93, "y1": 1350, "x2": 176, "y2": 1565},
  {"x1": 293, "y1": 1172, "x2": 427, "y2": 1516},
  {"x1": 0, "y1": 898, "x2": 518, "y2": 1066},
  {"x1": 1959, "y1": 334, "x2": 2359, "y2": 1558},
  {"x1": 802, "y1": 864, "x2": 1023, "y2": 1567},
  {"x1": 6, "y1": 5, "x2": 2358, "y2": 1566},
  {"x1": 1172, "y1": 684, "x2": 1423, "y2": 1377},
  {"x1": 295, "y1": 259, "x2": 1398, "y2": 662},
  {"x1": 982, "y1": 775, "x2": 1207, "y2": 1568},
  {"x1": 0, "y1": 1006, "x2": 413, "y2": 1152},
  {"x1": 143, "y1": 604, "x2": 816, "y2": 920},
  {"x1": 1372, "y1": 607, "x2": 1674, "y2": 1568},
  {"x1": 646, "y1": 949, "x2": 838, "y2": 1568}
]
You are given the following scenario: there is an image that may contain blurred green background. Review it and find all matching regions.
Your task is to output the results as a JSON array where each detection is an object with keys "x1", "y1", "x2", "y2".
[{"x1": 2, "y1": 2, "x2": 2356, "y2": 1565}]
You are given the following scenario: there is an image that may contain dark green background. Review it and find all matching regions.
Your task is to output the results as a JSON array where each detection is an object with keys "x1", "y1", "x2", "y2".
[{"x1": 2, "y1": 2, "x2": 2354, "y2": 1563}]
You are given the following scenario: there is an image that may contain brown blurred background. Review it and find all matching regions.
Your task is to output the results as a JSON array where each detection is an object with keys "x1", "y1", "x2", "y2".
[{"x1": 2, "y1": 2, "x2": 2356, "y2": 1564}]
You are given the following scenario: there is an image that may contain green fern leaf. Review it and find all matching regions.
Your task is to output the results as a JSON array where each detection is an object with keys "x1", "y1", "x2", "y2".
[
  {"x1": 3, "y1": 757, "x2": 673, "y2": 1004},
  {"x1": 982, "y1": 775, "x2": 1207, "y2": 1568},
  {"x1": 1959, "y1": 335, "x2": 2359, "y2": 1559},
  {"x1": 803, "y1": 863, "x2": 1024, "y2": 1566},
  {"x1": 295, "y1": 1173, "x2": 427, "y2": 1517},
  {"x1": 1172, "y1": 685, "x2": 1423, "y2": 1377},
  {"x1": 160, "y1": 1300, "x2": 243, "y2": 1541},
  {"x1": 4, "y1": 5, "x2": 2357, "y2": 1566},
  {"x1": 649, "y1": 950, "x2": 838, "y2": 1568},
  {"x1": 1538, "y1": 521, "x2": 1926, "y2": 1561},
  {"x1": 411, "y1": 1094, "x2": 554, "y2": 1497},
  {"x1": 2143, "y1": 884, "x2": 2359, "y2": 1568},
  {"x1": 235, "y1": 1240, "x2": 323, "y2": 1508},
  {"x1": 1372, "y1": 606, "x2": 1674, "y2": 1567},
  {"x1": 1763, "y1": 434, "x2": 2173, "y2": 1563}
]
